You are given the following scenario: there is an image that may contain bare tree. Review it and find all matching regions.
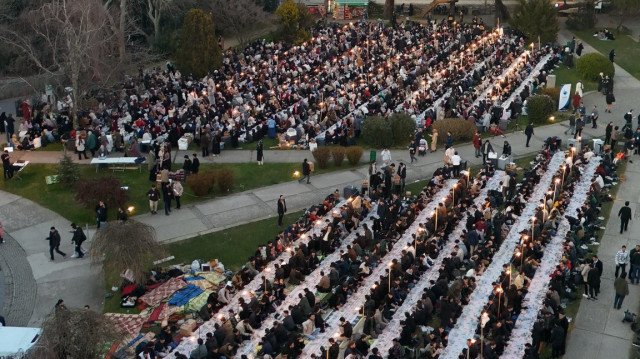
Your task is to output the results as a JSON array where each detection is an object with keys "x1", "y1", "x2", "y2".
[
  {"x1": 26, "y1": 308, "x2": 124, "y2": 359},
  {"x1": 90, "y1": 220, "x2": 166, "y2": 284},
  {"x1": 206, "y1": 0, "x2": 274, "y2": 47},
  {"x1": 144, "y1": 0, "x2": 173, "y2": 43},
  {"x1": 0, "y1": 0, "x2": 122, "y2": 126}
]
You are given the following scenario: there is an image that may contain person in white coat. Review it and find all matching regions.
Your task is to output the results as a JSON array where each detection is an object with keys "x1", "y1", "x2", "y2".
[{"x1": 575, "y1": 80, "x2": 584, "y2": 97}]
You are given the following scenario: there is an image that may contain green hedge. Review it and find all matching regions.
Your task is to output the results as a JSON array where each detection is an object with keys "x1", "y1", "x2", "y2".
[
  {"x1": 576, "y1": 53, "x2": 614, "y2": 81},
  {"x1": 527, "y1": 95, "x2": 555, "y2": 124},
  {"x1": 432, "y1": 118, "x2": 476, "y2": 144},
  {"x1": 362, "y1": 113, "x2": 416, "y2": 148}
]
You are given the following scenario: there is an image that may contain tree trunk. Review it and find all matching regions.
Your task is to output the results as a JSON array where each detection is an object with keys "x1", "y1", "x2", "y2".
[
  {"x1": 384, "y1": 0, "x2": 395, "y2": 19},
  {"x1": 118, "y1": 0, "x2": 126, "y2": 59},
  {"x1": 152, "y1": 13, "x2": 161, "y2": 43},
  {"x1": 70, "y1": 63, "x2": 80, "y2": 129}
]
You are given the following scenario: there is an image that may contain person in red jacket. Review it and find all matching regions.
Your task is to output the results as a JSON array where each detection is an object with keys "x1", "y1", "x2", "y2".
[{"x1": 473, "y1": 131, "x2": 482, "y2": 158}]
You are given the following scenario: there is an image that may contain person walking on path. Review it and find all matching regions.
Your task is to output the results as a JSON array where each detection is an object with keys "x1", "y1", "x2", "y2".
[
  {"x1": 182, "y1": 155, "x2": 192, "y2": 181},
  {"x1": 609, "y1": 49, "x2": 616, "y2": 63},
  {"x1": 611, "y1": 126, "x2": 619, "y2": 152},
  {"x1": 618, "y1": 201, "x2": 632, "y2": 234},
  {"x1": 605, "y1": 92, "x2": 616, "y2": 113},
  {"x1": 256, "y1": 140, "x2": 264, "y2": 165},
  {"x1": 409, "y1": 145, "x2": 417, "y2": 163},
  {"x1": 398, "y1": 162, "x2": 407, "y2": 192},
  {"x1": 76, "y1": 134, "x2": 88, "y2": 160},
  {"x1": 605, "y1": 122, "x2": 613, "y2": 144},
  {"x1": 444, "y1": 132, "x2": 453, "y2": 150},
  {"x1": 47, "y1": 226, "x2": 66, "y2": 261},
  {"x1": 277, "y1": 195, "x2": 287, "y2": 226},
  {"x1": 615, "y1": 245, "x2": 630, "y2": 278},
  {"x1": 95, "y1": 201, "x2": 107, "y2": 229},
  {"x1": 147, "y1": 185, "x2": 160, "y2": 214},
  {"x1": 524, "y1": 123, "x2": 534, "y2": 147},
  {"x1": 564, "y1": 114, "x2": 576, "y2": 135},
  {"x1": 614, "y1": 272, "x2": 629, "y2": 309},
  {"x1": 473, "y1": 131, "x2": 481, "y2": 157},
  {"x1": 630, "y1": 245, "x2": 640, "y2": 284},
  {"x1": 299, "y1": 158, "x2": 311, "y2": 184},
  {"x1": 70, "y1": 223, "x2": 86, "y2": 259}
]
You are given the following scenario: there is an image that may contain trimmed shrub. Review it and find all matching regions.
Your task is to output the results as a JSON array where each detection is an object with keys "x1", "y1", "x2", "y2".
[
  {"x1": 539, "y1": 87, "x2": 560, "y2": 105},
  {"x1": 75, "y1": 177, "x2": 128, "y2": 210},
  {"x1": 346, "y1": 146, "x2": 364, "y2": 165},
  {"x1": 312, "y1": 147, "x2": 332, "y2": 169},
  {"x1": 432, "y1": 118, "x2": 476, "y2": 144},
  {"x1": 215, "y1": 168, "x2": 234, "y2": 193},
  {"x1": 389, "y1": 113, "x2": 416, "y2": 147},
  {"x1": 362, "y1": 116, "x2": 394, "y2": 148},
  {"x1": 187, "y1": 172, "x2": 216, "y2": 196},
  {"x1": 331, "y1": 147, "x2": 346, "y2": 167},
  {"x1": 527, "y1": 95, "x2": 555, "y2": 124},
  {"x1": 576, "y1": 53, "x2": 614, "y2": 81}
]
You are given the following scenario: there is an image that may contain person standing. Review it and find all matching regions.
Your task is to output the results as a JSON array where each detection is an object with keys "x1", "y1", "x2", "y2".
[
  {"x1": 70, "y1": 223, "x2": 86, "y2": 259},
  {"x1": 0, "y1": 221, "x2": 4, "y2": 244},
  {"x1": 451, "y1": 152, "x2": 461, "y2": 177},
  {"x1": 162, "y1": 182, "x2": 173, "y2": 216},
  {"x1": 430, "y1": 128, "x2": 438, "y2": 152},
  {"x1": 473, "y1": 131, "x2": 482, "y2": 157},
  {"x1": 630, "y1": 245, "x2": 640, "y2": 284},
  {"x1": 564, "y1": 114, "x2": 576, "y2": 135},
  {"x1": 615, "y1": 245, "x2": 630, "y2": 278},
  {"x1": 299, "y1": 158, "x2": 311, "y2": 184},
  {"x1": 191, "y1": 153, "x2": 200, "y2": 174},
  {"x1": 147, "y1": 185, "x2": 160, "y2": 214},
  {"x1": 587, "y1": 262, "x2": 600, "y2": 299},
  {"x1": 618, "y1": 201, "x2": 632, "y2": 234},
  {"x1": 76, "y1": 134, "x2": 88, "y2": 160},
  {"x1": 380, "y1": 148, "x2": 392, "y2": 167},
  {"x1": 5, "y1": 114, "x2": 15, "y2": 147},
  {"x1": 182, "y1": 155, "x2": 192, "y2": 181},
  {"x1": 502, "y1": 141, "x2": 512, "y2": 156},
  {"x1": 409, "y1": 145, "x2": 417, "y2": 163},
  {"x1": 256, "y1": 140, "x2": 264, "y2": 165},
  {"x1": 444, "y1": 132, "x2": 453, "y2": 150},
  {"x1": 95, "y1": 201, "x2": 107, "y2": 229},
  {"x1": 481, "y1": 140, "x2": 494, "y2": 164},
  {"x1": 590, "y1": 105, "x2": 599, "y2": 129},
  {"x1": 605, "y1": 122, "x2": 613, "y2": 144},
  {"x1": 614, "y1": 272, "x2": 629, "y2": 309},
  {"x1": 609, "y1": 49, "x2": 616, "y2": 63},
  {"x1": 398, "y1": 162, "x2": 407, "y2": 192},
  {"x1": 524, "y1": 123, "x2": 534, "y2": 147},
  {"x1": 277, "y1": 195, "x2": 287, "y2": 226},
  {"x1": 576, "y1": 42, "x2": 584, "y2": 56},
  {"x1": 611, "y1": 126, "x2": 619, "y2": 152},
  {"x1": 173, "y1": 181, "x2": 183, "y2": 210},
  {"x1": 47, "y1": 226, "x2": 66, "y2": 261}
]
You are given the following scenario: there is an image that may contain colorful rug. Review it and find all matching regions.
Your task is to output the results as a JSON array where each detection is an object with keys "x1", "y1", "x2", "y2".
[
  {"x1": 139, "y1": 277, "x2": 186, "y2": 307},
  {"x1": 105, "y1": 313, "x2": 147, "y2": 336}
]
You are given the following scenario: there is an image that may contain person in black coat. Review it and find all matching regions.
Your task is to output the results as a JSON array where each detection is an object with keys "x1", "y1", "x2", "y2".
[
  {"x1": 162, "y1": 182, "x2": 173, "y2": 216},
  {"x1": 182, "y1": 155, "x2": 192, "y2": 179},
  {"x1": 277, "y1": 195, "x2": 287, "y2": 226},
  {"x1": 550, "y1": 323, "x2": 565, "y2": 358},
  {"x1": 47, "y1": 226, "x2": 66, "y2": 261},
  {"x1": 524, "y1": 123, "x2": 534, "y2": 147},
  {"x1": 618, "y1": 201, "x2": 632, "y2": 234},
  {"x1": 191, "y1": 153, "x2": 200, "y2": 174},
  {"x1": 70, "y1": 223, "x2": 86, "y2": 258},
  {"x1": 95, "y1": 201, "x2": 107, "y2": 229},
  {"x1": 502, "y1": 141, "x2": 512, "y2": 156},
  {"x1": 298, "y1": 158, "x2": 311, "y2": 184},
  {"x1": 587, "y1": 263, "x2": 601, "y2": 299},
  {"x1": 256, "y1": 140, "x2": 264, "y2": 165}
]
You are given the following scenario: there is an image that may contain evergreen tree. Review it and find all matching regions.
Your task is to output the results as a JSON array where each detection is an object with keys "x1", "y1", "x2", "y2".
[
  {"x1": 175, "y1": 9, "x2": 221, "y2": 79},
  {"x1": 510, "y1": 0, "x2": 559, "y2": 43},
  {"x1": 57, "y1": 153, "x2": 79, "y2": 185}
]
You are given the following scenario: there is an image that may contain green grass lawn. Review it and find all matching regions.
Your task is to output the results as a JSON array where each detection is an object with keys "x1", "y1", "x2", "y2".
[
  {"x1": 573, "y1": 29, "x2": 640, "y2": 80},
  {"x1": 102, "y1": 210, "x2": 304, "y2": 313},
  {"x1": 551, "y1": 66, "x2": 598, "y2": 93},
  {"x1": 0, "y1": 161, "x2": 360, "y2": 225}
]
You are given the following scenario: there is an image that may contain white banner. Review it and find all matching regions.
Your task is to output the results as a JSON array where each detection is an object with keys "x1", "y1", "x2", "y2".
[{"x1": 558, "y1": 83, "x2": 572, "y2": 111}]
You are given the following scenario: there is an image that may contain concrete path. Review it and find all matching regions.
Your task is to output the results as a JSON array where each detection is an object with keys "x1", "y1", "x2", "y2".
[
  {"x1": 564, "y1": 159, "x2": 640, "y2": 359},
  {"x1": 0, "y1": 191, "x2": 103, "y2": 327},
  {"x1": 560, "y1": 21, "x2": 640, "y2": 359}
]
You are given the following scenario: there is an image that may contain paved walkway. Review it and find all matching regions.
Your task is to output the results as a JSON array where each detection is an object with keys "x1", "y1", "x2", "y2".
[
  {"x1": 559, "y1": 22, "x2": 640, "y2": 358},
  {"x1": 0, "y1": 191, "x2": 103, "y2": 327},
  {"x1": 564, "y1": 159, "x2": 640, "y2": 359}
]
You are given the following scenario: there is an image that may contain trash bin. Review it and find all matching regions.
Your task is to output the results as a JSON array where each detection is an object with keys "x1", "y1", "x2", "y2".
[
  {"x1": 369, "y1": 150, "x2": 377, "y2": 163},
  {"x1": 593, "y1": 139, "x2": 604, "y2": 154}
]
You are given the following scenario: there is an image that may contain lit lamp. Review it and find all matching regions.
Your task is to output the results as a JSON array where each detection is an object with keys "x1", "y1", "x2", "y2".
[
  {"x1": 293, "y1": 170, "x2": 301, "y2": 179},
  {"x1": 433, "y1": 211, "x2": 438, "y2": 230},
  {"x1": 496, "y1": 286, "x2": 504, "y2": 314},
  {"x1": 467, "y1": 339, "x2": 477, "y2": 359},
  {"x1": 531, "y1": 217, "x2": 536, "y2": 242},
  {"x1": 264, "y1": 267, "x2": 271, "y2": 290},
  {"x1": 127, "y1": 206, "x2": 135, "y2": 214},
  {"x1": 387, "y1": 262, "x2": 393, "y2": 291},
  {"x1": 452, "y1": 183, "x2": 458, "y2": 205},
  {"x1": 554, "y1": 178, "x2": 560, "y2": 203}
]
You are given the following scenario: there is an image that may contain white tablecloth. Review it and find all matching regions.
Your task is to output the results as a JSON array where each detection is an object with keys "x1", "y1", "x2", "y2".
[
  {"x1": 440, "y1": 151, "x2": 566, "y2": 359},
  {"x1": 372, "y1": 172, "x2": 505, "y2": 351},
  {"x1": 302, "y1": 180, "x2": 458, "y2": 357},
  {"x1": 90, "y1": 157, "x2": 138, "y2": 165},
  {"x1": 500, "y1": 157, "x2": 600, "y2": 358}
]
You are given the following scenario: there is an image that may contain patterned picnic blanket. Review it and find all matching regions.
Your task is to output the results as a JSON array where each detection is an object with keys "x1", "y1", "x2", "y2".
[
  {"x1": 139, "y1": 277, "x2": 186, "y2": 307},
  {"x1": 105, "y1": 313, "x2": 147, "y2": 336}
]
